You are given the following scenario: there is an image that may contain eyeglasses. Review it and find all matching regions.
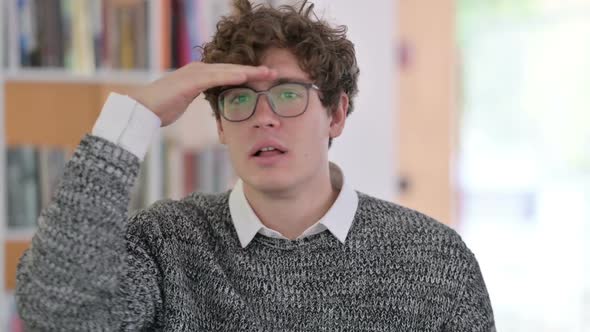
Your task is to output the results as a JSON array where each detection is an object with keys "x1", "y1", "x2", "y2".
[{"x1": 217, "y1": 82, "x2": 320, "y2": 122}]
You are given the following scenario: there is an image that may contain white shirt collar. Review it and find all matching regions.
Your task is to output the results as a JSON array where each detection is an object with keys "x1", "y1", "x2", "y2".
[{"x1": 229, "y1": 162, "x2": 359, "y2": 248}]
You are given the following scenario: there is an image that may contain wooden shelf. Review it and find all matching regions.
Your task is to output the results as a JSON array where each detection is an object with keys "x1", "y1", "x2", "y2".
[
  {"x1": 4, "y1": 240, "x2": 30, "y2": 291},
  {"x1": 3, "y1": 68, "x2": 157, "y2": 84},
  {"x1": 5, "y1": 81, "x2": 143, "y2": 148}
]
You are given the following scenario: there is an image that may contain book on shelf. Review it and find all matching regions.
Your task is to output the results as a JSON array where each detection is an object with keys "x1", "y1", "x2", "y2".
[
  {"x1": 5, "y1": 141, "x2": 233, "y2": 225},
  {"x1": 129, "y1": 154, "x2": 149, "y2": 214},
  {"x1": 164, "y1": 0, "x2": 231, "y2": 69},
  {"x1": 13, "y1": 0, "x2": 149, "y2": 72},
  {"x1": 161, "y1": 139, "x2": 236, "y2": 201},
  {"x1": 129, "y1": 140, "x2": 236, "y2": 213},
  {"x1": 6, "y1": 0, "x2": 235, "y2": 72},
  {"x1": 6, "y1": 145, "x2": 70, "y2": 229},
  {"x1": 6, "y1": 145, "x2": 39, "y2": 229},
  {"x1": 2, "y1": 0, "x2": 11, "y2": 68},
  {"x1": 37, "y1": 146, "x2": 69, "y2": 208}
]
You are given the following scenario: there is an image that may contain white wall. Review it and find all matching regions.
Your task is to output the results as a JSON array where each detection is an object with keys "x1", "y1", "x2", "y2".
[{"x1": 314, "y1": 0, "x2": 397, "y2": 201}]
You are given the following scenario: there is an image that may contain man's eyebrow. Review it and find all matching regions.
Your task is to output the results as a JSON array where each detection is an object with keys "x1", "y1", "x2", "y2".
[{"x1": 273, "y1": 77, "x2": 311, "y2": 85}]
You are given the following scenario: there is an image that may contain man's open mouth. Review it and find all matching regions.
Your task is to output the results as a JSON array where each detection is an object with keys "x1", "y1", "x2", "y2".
[{"x1": 253, "y1": 147, "x2": 286, "y2": 157}]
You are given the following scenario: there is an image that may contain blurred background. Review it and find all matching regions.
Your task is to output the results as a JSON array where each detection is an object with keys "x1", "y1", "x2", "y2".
[{"x1": 0, "y1": 0, "x2": 589, "y2": 330}]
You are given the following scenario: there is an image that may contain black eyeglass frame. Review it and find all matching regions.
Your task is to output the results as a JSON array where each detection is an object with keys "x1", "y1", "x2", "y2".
[{"x1": 217, "y1": 81, "x2": 321, "y2": 122}]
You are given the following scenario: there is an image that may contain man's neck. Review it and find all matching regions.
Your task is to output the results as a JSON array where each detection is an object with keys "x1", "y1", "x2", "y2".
[{"x1": 242, "y1": 167, "x2": 338, "y2": 240}]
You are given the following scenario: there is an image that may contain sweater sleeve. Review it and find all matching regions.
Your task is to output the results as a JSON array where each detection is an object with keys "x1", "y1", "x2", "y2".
[
  {"x1": 15, "y1": 134, "x2": 162, "y2": 331},
  {"x1": 443, "y1": 250, "x2": 496, "y2": 332}
]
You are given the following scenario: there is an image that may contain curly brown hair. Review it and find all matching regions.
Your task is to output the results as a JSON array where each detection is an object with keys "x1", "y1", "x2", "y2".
[{"x1": 201, "y1": 0, "x2": 359, "y2": 123}]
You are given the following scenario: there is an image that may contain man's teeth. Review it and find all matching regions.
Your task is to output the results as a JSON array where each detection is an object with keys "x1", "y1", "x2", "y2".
[{"x1": 260, "y1": 147, "x2": 276, "y2": 152}]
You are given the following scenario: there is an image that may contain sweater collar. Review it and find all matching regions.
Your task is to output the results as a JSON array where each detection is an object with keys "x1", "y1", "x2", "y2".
[{"x1": 229, "y1": 162, "x2": 359, "y2": 248}]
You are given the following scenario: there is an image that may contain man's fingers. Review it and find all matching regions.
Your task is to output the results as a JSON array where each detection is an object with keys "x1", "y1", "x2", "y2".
[
  {"x1": 207, "y1": 65, "x2": 277, "y2": 85},
  {"x1": 246, "y1": 67, "x2": 278, "y2": 80},
  {"x1": 130, "y1": 62, "x2": 278, "y2": 127},
  {"x1": 210, "y1": 71, "x2": 248, "y2": 87},
  {"x1": 186, "y1": 63, "x2": 278, "y2": 88}
]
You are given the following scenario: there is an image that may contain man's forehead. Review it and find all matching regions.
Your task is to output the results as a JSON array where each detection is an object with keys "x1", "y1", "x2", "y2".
[{"x1": 259, "y1": 48, "x2": 309, "y2": 74}]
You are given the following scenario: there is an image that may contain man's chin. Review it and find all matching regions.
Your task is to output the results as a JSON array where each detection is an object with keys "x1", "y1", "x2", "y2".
[{"x1": 244, "y1": 174, "x2": 294, "y2": 195}]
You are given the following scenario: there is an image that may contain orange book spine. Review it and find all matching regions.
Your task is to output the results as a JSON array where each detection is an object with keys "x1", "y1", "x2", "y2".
[{"x1": 160, "y1": 0, "x2": 171, "y2": 70}]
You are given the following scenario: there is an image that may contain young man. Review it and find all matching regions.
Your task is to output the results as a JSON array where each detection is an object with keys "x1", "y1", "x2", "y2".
[{"x1": 16, "y1": 0, "x2": 495, "y2": 330}]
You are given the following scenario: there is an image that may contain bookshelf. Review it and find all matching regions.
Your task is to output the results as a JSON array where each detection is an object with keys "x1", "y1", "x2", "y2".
[
  {"x1": 1, "y1": 0, "x2": 235, "y2": 329},
  {"x1": 0, "y1": 0, "x2": 7, "y2": 326}
]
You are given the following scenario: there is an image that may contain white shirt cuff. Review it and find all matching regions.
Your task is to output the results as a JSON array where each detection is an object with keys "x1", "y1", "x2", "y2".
[{"x1": 92, "y1": 92, "x2": 161, "y2": 160}]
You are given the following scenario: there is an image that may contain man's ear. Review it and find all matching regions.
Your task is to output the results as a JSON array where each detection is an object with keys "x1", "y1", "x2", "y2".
[
  {"x1": 329, "y1": 93, "x2": 348, "y2": 139},
  {"x1": 216, "y1": 118, "x2": 226, "y2": 145}
]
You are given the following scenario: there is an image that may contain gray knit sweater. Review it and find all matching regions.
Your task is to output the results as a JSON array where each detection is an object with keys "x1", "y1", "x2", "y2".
[{"x1": 15, "y1": 135, "x2": 495, "y2": 331}]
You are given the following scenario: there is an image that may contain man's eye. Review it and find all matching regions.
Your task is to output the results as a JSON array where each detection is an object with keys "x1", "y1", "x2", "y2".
[
  {"x1": 280, "y1": 91, "x2": 299, "y2": 100},
  {"x1": 230, "y1": 95, "x2": 251, "y2": 104}
]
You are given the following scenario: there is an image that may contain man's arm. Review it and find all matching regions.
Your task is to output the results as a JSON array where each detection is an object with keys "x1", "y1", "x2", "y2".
[
  {"x1": 15, "y1": 134, "x2": 163, "y2": 330},
  {"x1": 14, "y1": 63, "x2": 277, "y2": 330},
  {"x1": 443, "y1": 250, "x2": 496, "y2": 332}
]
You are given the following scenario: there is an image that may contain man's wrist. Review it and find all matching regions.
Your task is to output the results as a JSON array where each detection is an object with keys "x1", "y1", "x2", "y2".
[{"x1": 92, "y1": 92, "x2": 161, "y2": 160}]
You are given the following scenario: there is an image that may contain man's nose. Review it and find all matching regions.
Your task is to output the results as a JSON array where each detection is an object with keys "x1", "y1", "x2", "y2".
[{"x1": 251, "y1": 94, "x2": 280, "y2": 128}]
